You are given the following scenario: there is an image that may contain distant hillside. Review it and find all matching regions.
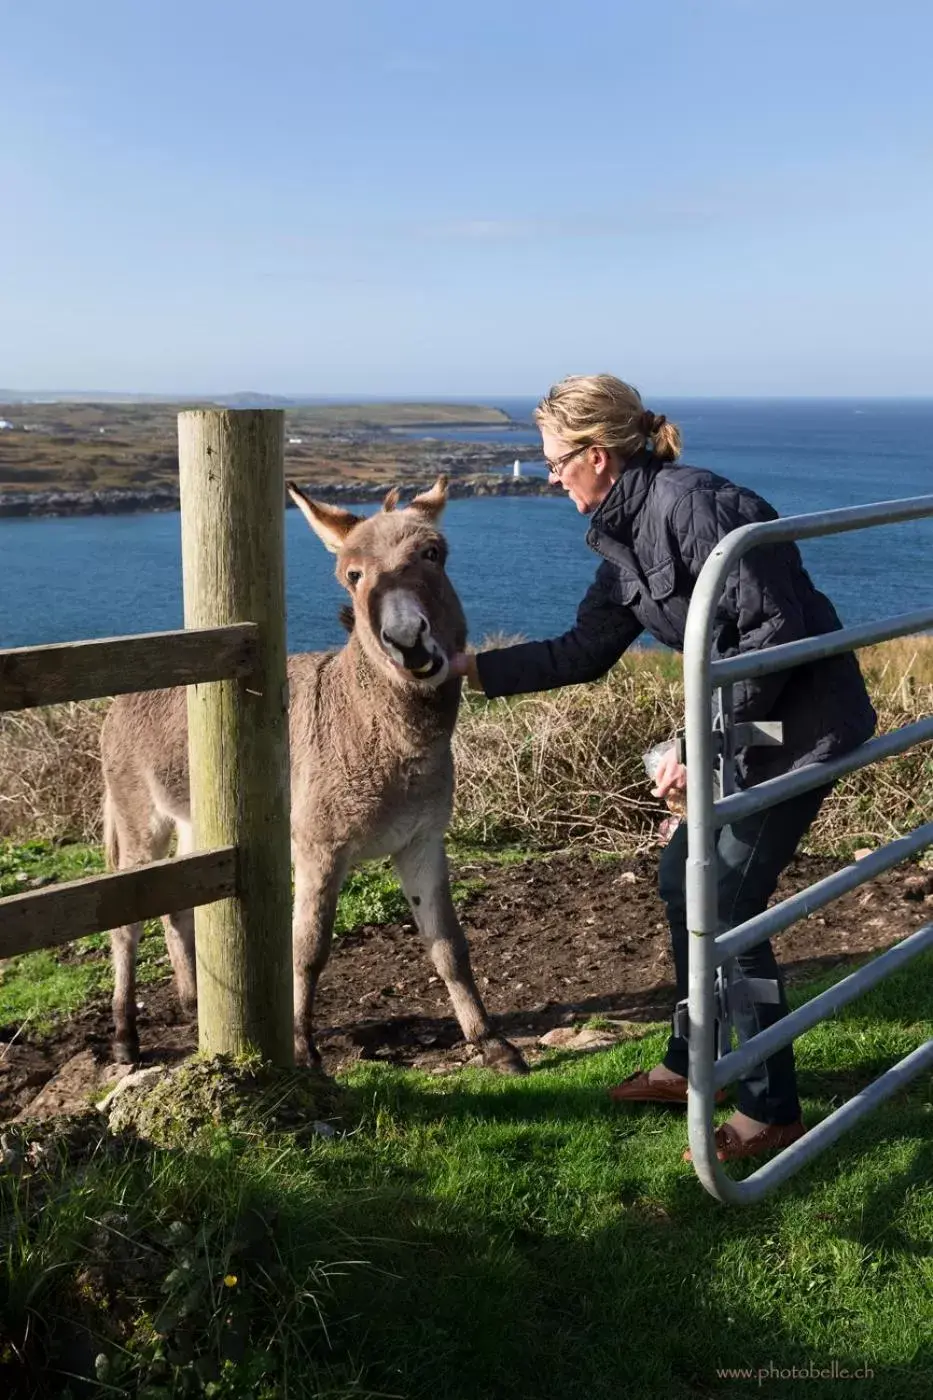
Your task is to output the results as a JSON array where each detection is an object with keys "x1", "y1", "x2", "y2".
[
  {"x1": 0, "y1": 392, "x2": 511, "y2": 428},
  {"x1": 287, "y1": 402, "x2": 511, "y2": 428},
  {"x1": 0, "y1": 397, "x2": 528, "y2": 506}
]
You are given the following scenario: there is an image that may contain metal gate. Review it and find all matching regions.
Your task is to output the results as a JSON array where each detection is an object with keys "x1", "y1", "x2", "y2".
[{"x1": 682, "y1": 494, "x2": 933, "y2": 1203}]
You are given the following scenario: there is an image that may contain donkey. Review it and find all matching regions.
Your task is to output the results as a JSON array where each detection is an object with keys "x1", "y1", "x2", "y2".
[{"x1": 100, "y1": 475, "x2": 527, "y2": 1075}]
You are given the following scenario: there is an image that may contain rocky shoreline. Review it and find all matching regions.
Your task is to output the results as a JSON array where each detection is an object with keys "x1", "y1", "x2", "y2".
[{"x1": 0, "y1": 474, "x2": 556, "y2": 519}]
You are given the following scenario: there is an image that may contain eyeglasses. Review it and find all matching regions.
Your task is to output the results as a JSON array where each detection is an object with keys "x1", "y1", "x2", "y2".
[{"x1": 544, "y1": 444, "x2": 590, "y2": 480}]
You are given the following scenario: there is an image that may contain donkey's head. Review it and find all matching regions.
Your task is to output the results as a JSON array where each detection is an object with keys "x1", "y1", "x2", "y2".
[{"x1": 287, "y1": 475, "x2": 466, "y2": 687}]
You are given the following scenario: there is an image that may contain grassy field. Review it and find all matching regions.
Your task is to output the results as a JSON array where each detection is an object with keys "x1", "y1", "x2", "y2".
[{"x1": 1, "y1": 842, "x2": 932, "y2": 1398}]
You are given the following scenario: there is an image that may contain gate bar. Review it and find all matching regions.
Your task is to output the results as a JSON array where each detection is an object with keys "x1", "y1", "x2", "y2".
[
  {"x1": 717, "y1": 821, "x2": 933, "y2": 964},
  {"x1": 712, "y1": 716, "x2": 933, "y2": 830},
  {"x1": 714, "y1": 922, "x2": 933, "y2": 1088},
  {"x1": 710, "y1": 1038, "x2": 933, "y2": 1202},
  {"x1": 711, "y1": 605, "x2": 933, "y2": 687}
]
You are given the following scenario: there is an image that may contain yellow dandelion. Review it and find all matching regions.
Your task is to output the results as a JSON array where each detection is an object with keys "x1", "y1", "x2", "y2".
[{"x1": 223, "y1": 1274, "x2": 238, "y2": 1288}]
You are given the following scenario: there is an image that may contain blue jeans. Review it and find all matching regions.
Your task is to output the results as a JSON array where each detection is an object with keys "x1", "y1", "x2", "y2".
[{"x1": 658, "y1": 785, "x2": 831, "y2": 1125}]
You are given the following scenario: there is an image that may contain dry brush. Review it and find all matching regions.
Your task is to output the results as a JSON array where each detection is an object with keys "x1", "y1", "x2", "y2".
[{"x1": 1, "y1": 641, "x2": 930, "y2": 857}]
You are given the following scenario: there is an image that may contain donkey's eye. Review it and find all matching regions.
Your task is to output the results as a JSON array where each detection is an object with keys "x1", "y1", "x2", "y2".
[
  {"x1": 422, "y1": 545, "x2": 441, "y2": 563},
  {"x1": 346, "y1": 568, "x2": 363, "y2": 586}
]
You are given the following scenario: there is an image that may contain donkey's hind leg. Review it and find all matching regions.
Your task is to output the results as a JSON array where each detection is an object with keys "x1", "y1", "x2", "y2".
[
  {"x1": 107, "y1": 804, "x2": 174, "y2": 1064},
  {"x1": 291, "y1": 851, "x2": 348, "y2": 1067},
  {"x1": 393, "y1": 836, "x2": 528, "y2": 1075},
  {"x1": 160, "y1": 818, "x2": 197, "y2": 1019},
  {"x1": 111, "y1": 920, "x2": 144, "y2": 1064}
]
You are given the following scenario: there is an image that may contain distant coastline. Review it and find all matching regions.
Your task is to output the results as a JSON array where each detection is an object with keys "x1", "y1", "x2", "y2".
[
  {"x1": 0, "y1": 474, "x2": 555, "y2": 519},
  {"x1": 0, "y1": 397, "x2": 553, "y2": 518}
]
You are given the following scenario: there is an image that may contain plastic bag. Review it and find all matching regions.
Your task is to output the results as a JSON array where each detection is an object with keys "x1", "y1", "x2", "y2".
[
  {"x1": 642, "y1": 740, "x2": 687, "y2": 817},
  {"x1": 643, "y1": 740, "x2": 685, "y2": 844}
]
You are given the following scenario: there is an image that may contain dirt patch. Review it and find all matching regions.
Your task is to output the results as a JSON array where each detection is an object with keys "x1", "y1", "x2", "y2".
[{"x1": 3, "y1": 850, "x2": 932, "y2": 1121}]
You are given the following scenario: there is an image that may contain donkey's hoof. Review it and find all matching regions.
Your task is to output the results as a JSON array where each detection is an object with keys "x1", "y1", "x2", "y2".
[
  {"x1": 294, "y1": 1036, "x2": 324, "y2": 1071},
  {"x1": 480, "y1": 1037, "x2": 529, "y2": 1076},
  {"x1": 112, "y1": 1039, "x2": 140, "y2": 1066}
]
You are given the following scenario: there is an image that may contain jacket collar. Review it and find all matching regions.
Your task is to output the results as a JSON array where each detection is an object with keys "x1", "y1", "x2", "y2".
[{"x1": 586, "y1": 448, "x2": 659, "y2": 546}]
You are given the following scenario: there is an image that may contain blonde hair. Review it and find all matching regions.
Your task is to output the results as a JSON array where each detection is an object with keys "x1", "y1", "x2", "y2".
[{"x1": 534, "y1": 373, "x2": 682, "y2": 464}]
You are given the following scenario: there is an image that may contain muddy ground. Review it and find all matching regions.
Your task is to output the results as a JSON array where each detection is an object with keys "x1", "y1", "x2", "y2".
[{"x1": 2, "y1": 849, "x2": 932, "y2": 1121}]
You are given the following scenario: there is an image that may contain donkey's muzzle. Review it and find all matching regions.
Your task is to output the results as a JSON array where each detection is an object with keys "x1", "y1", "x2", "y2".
[
  {"x1": 379, "y1": 595, "x2": 447, "y2": 682},
  {"x1": 385, "y1": 633, "x2": 444, "y2": 679}
]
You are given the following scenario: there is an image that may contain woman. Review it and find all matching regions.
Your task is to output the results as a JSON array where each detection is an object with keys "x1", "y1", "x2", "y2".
[{"x1": 450, "y1": 374, "x2": 876, "y2": 1164}]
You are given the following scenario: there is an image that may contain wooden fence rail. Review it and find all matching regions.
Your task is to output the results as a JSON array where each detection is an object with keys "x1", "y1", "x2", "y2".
[
  {"x1": 0, "y1": 849, "x2": 237, "y2": 958},
  {"x1": 0, "y1": 623, "x2": 258, "y2": 711}
]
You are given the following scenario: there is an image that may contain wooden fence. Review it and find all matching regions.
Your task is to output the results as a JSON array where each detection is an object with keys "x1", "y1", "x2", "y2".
[{"x1": 0, "y1": 410, "x2": 295, "y2": 1065}]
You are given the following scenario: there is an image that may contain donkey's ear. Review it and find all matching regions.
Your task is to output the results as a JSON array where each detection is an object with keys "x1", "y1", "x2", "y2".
[
  {"x1": 382, "y1": 486, "x2": 402, "y2": 512},
  {"x1": 408, "y1": 474, "x2": 448, "y2": 521},
  {"x1": 286, "y1": 482, "x2": 361, "y2": 554}
]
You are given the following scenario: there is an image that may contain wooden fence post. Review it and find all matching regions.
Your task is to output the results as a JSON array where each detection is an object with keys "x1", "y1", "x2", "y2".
[{"x1": 178, "y1": 409, "x2": 293, "y2": 1065}]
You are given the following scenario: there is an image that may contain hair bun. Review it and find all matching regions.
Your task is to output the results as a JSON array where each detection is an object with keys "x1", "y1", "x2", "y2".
[{"x1": 641, "y1": 409, "x2": 666, "y2": 437}]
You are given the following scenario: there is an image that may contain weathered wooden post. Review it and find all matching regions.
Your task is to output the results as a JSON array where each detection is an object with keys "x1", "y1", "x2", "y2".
[{"x1": 178, "y1": 409, "x2": 293, "y2": 1065}]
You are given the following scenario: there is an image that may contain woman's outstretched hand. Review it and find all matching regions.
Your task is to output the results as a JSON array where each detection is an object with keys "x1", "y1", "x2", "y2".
[{"x1": 449, "y1": 652, "x2": 482, "y2": 690}]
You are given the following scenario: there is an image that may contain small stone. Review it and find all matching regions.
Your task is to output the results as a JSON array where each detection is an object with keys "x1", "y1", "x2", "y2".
[
  {"x1": 539, "y1": 1027, "x2": 577, "y2": 1048},
  {"x1": 853, "y1": 848, "x2": 873, "y2": 861},
  {"x1": 571, "y1": 1027, "x2": 618, "y2": 1051},
  {"x1": 614, "y1": 871, "x2": 638, "y2": 885},
  {"x1": 312, "y1": 1121, "x2": 337, "y2": 1139},
  {"x1": 97, "y1": 1065, "x2": 163, "y2": 1113},
  {"x1": 18, "y1": 1050, "x2": 126, "y2": 1122}
]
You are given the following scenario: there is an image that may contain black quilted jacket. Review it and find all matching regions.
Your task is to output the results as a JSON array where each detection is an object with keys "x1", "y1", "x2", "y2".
[{"x1": 475, "y1": 450, "x2": 877, "y2": 783}]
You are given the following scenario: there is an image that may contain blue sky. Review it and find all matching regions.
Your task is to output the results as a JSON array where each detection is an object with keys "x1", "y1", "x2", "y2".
[{"x1": 2, "y1": 0, "x2": 932, "y2": 397}]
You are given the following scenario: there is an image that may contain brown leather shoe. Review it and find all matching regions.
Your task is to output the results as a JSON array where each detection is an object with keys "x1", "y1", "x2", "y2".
[
  {"x1": 682, "y1": 1119, "x2": 807, "y2": 1163},
  {"x1": 608, "y1": 1069, "x2": 727, "y2": 1106}
]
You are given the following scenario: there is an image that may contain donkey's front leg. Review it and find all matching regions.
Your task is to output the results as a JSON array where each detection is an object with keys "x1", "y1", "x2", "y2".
[
  {"x1": 393, "y1": 837, "x2": 528, "y2": 1075},
  {"x1": 292, "y1": 851, "x2": 346, "y2": 1068}
]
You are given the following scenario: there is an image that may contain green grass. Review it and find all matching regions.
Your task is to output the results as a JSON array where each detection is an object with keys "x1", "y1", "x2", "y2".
[
  {"x1": 4, "y1": 837, "x2": 933, "y2": 1396},
  {"x1": 332, "y1": 854, "x2": 487, "y2": 936},
  {"x1": 0, "y1": 841, "x2": 172, "y2": 1030},
  {"x1": 3, "y1": 957, "x2": 933, "y2": 1398},
  {"x1": 0, "y1": 838, "x2": 106, "y2": 896},
  {"x1": 0, "y1": 841, "x2": 496, "y2": 1033}
]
